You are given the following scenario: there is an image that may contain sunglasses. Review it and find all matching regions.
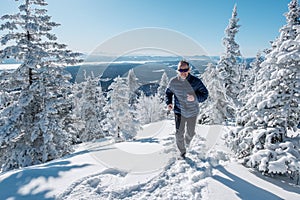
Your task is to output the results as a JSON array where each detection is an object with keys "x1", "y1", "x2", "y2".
[{"x1": 178, "y1": 68, "x2": 189, "y2": 72}]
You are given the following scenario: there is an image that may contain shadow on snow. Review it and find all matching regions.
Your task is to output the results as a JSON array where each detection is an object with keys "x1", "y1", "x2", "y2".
[
  {"x1": 133, "y1": 137, "x2": 159, "y2": 144},
  {"x1": 0, "y1": 160, "x2": 91, "y2": 200},
  {"x1": 249, "y1": 169, "x2": 300, "y2": 195},
  {"x1": 213, "y1": 166, "x2": 283, "y2": 200}
]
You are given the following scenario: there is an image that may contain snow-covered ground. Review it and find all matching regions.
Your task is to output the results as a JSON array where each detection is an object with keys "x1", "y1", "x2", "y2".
[
  {"x1": 0, "y1": 64, "x2": 20, "y2": 70},
  {"x1": 0, "y1": 120, "x2": 299, "y2": 200}
]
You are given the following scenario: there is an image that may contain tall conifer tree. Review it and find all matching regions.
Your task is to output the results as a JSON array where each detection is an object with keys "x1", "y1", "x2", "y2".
[
  {"x1": 216, "y1": 4, "x2": 243, "y2": 120},
  {"x1": 227, "y1": 0, "x2": 300, "y2": 175},
  {"x1": 0, "y1": 0, "x2": 82, "y2": 171}
]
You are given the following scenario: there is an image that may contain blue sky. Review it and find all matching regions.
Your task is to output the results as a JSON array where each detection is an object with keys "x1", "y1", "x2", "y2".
[{"x1": 0, "y1": 0, "x2": 293, "y2": 57}]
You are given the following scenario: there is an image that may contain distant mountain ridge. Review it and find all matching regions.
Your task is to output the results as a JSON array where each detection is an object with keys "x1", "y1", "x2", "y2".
[{"x1": 1, "y1": 55, "x2": 256, "y2": 95}]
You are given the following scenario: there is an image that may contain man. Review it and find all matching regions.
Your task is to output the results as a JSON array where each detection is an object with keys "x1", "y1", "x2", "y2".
[{"x1": 166, "y1": 60, "x2": 208, "y2": 159}]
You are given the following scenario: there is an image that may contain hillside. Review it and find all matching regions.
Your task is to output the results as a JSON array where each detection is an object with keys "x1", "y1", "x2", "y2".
[{"x1": 0, "y1": 120, "x2": 299, "y2": 200}]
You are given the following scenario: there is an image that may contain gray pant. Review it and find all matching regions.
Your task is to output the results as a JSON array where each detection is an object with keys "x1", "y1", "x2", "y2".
[{"x1": 174, "y1": 114, "x2": 197, "y2": 154}]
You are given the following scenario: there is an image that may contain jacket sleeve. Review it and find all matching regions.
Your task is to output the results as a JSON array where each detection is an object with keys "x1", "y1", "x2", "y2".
[
  {"x1": 165, "y1": 87, "x2": 173, "y2": 105},
  {"x1": 195, "y1": 80, "x2": 208, "y2": 103}
]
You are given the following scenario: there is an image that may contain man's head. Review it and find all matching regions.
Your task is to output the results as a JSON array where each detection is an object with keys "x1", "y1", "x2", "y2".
[{"x1": 177, "y1": 60, "x2": 190, "y2": 79}]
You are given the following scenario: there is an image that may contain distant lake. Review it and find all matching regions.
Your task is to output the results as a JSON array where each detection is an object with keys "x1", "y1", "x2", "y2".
[{"x1": 0, "y1": 57, "x2": 215, "y2": 95}]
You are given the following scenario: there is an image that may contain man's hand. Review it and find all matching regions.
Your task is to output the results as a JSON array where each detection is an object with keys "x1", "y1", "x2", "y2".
[
  {"x1": 187, "y1": 94, "x2": 195, "y2": 102},
  {"x1": 167, "y1": 104, "x2": 173, "y2": 111}
]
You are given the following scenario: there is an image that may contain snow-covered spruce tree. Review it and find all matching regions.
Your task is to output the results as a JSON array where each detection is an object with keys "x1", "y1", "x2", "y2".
[
  {"x1": 199, "y1": 63, "x2": 227, "y2": 124},
  {"x1": 227, "y1": 0, "x2": 300, "y2": 176},
  {"x1": 73, "y1": 72, "x2": 105, "y2": 142},
  {"x1": 0, "y1": 0, "x2": 82, "y2": 171},
  {"x1": 157, "y1": 71, "x2": 169, "y2": 103},
  {"x1": 216, "y1": 4, "x2": 243, "y2": 121},
  {"x1": 102, "y1": 76, "x2": 140, "y2": 141}
]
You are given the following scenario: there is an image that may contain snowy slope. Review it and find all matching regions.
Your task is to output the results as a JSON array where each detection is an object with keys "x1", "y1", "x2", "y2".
[{"x1": 0, "y1": 120, "x2": 299, "y2": 200}]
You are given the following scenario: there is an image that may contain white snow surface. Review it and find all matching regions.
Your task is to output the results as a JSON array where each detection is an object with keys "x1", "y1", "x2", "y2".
[
  {"x1": 0, "y1": 120, "x2": 299, "y2": 200},
  {"x1": 0, "y1": 64, "x2": 20, "y2": 70}
]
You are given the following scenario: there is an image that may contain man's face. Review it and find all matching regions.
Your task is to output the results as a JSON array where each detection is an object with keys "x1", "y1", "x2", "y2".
[{"x1": 178, "y1": 64, "x2": 190, "y2": 79}]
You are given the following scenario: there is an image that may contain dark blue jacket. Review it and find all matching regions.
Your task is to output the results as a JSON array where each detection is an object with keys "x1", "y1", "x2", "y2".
[{"x1": 165, "y1": 74, "x2": 208, "y2": 118}]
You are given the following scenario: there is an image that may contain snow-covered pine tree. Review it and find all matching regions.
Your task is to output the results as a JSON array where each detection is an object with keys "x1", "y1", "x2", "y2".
[
  {"x1": 127, "y1": 68, "x2": 139, "y2": 95},
  {"x1": 135, "y1": 72, "x2": 168, "y2": 125},
  {"x1": 227, "y1": 0, "x2": 300, "y2": 176},
  {"x1": 71, "y1": 80, "x2": 85, "y2": 141},
  {"x1": 157, "y1": 71, "x2": 169, "y2": 103},
  {"x1": 238, "y1": 53, "x2": 264, "y2": 107},
  {"x1": 0, "y1": 69, "x2": 18, "y2": 111},
  {"x1": 216, "y1": 4, "x2": 243, "y2": 121},
  {"x1": 73, "y1": 72, "x2": 105, "y2": 142},
  {"x1": 0, "y1": 0, "x2": 82, "y2": 171},
  {"x1": 199, "y1": 63, "x2": 227, "y2": 124},
  {"x1": 102, "y1": 76, "x2": 140, "y2": 141},
  {"x1": 0, "y1": 90, "x2": 11, "y2": 110},
  {"x1": 248, "y1": 52, "x2": 264, "y2": 93},
  {"x1": 127, "y1": 68, "x2": 139, "y2": 105},
  {"x1": 0, "y1": 0, "x2": 81, "y2": 91}
]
